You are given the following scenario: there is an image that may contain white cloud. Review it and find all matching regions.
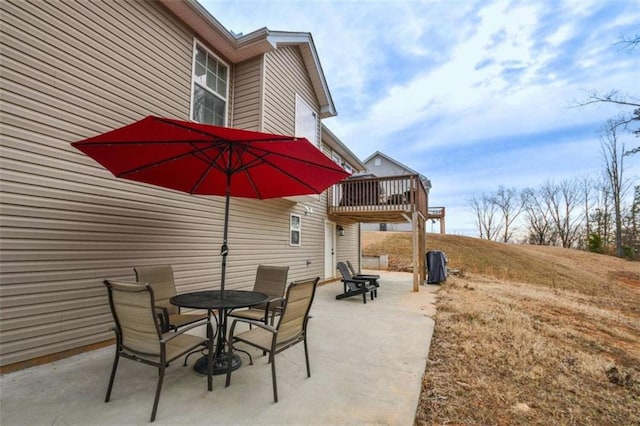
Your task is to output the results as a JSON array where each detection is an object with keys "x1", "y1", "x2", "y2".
[{"x1": 204, "y1": 0, "x2": 639, "y2": 232}]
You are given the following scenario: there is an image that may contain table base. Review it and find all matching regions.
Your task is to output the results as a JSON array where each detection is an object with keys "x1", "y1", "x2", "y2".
[{"x1": 194, "y1": 352, "x2": 242, "y2": 376}]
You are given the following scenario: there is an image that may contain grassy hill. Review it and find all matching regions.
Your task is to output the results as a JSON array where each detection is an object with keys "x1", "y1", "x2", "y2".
[
  {"x1": 362, "y1": 232, "x2": 640, "y2": 425},
  {"x1": 364, "y1": 231, "x2": 638, "y2": 297}
]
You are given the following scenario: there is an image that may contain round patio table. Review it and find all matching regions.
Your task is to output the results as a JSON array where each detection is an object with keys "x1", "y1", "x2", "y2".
[{"x1": 170, "y1": 290, "x2": 269, "y2": 375}]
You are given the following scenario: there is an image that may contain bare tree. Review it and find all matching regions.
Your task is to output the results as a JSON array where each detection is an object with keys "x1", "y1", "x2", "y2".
[
  {"x1": 468, "y1": 193, "x2": 500, "y2": 241},
  {"x1": 580, "y1": 176, "x2": 594, "y2": 240},
  {"x1": 580, "y1": 90, "x2": 640, "y2": 141},
  {"x1": 625, "y1": 185, "x2": 640, "y2": 255},
  {"x1": 522, "y1": 187, "x2": 554, "y2": 245},
  {"x1": 591, "y1": 174, "x2": 614, "y2": 247},
  {"x1": 577, "y1": 35, "x2": 639, "y2": 154},
  {"x1": 616, "y1": 34, "x2": 640, "y2": 50},
  {"x1": 540, "y1": 179, "x2": 584, "y2": 248},
  {"x1": 601, "y1": 122, "x2": 631, "y2": 257},
  {"x1": 491, "y1": 186, "x2": 525, "y2": 243}
]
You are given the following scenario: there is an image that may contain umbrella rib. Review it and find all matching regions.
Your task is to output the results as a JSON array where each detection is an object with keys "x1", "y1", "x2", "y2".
[
  {"x1": 229, "y1": 144, "x2": 265, "y2": 198},
  {"x1": 246, "y1": 154, "x2": 329, "y2": 194},
  {"x1": 244, "y1": 145, "x2": 347, "y2": 173},
  {"x1": 188, "y1": 142, "x2": 234, "y2": 193},
  {"x1": 113, "y1": 144, "x2": 220, "y2": 177},
  {"x1": 107, "y1": 140, "x2": 230, "y2": 182},
  {"x1": 154, "y1": 117, "x2": 297, "y2": 143}
]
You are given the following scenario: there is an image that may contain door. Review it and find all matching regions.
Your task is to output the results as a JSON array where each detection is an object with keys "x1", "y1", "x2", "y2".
[{"x1": 324, "y1": 221, "x2": 336, "y2": 280}]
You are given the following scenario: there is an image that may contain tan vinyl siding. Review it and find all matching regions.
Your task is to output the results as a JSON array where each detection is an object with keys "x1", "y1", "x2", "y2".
[
  {"x1": 231, "y1": 57, "x2": 263, "y2": 131},
  {"x1": 255, "y1": 46, "x2": 329, "y2": 282},
  {"x1": 262, "y1": 46, "x2": 319, "y2": 137},
  {"x1": 336, "y1": 223, "x2": 361, "y2": 267},
  {"x1": 0, "y1": 1, "x2": 347, "y2": 368},
  {"x1": 217, "y1": 198, "x2": 326, "y2": 284},
  {"x1": 0, "y1": 0, "x2": 201, "y2": 366}
]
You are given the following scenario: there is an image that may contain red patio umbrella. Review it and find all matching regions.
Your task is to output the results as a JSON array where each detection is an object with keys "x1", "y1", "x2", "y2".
[{"x1": 72, "y1": 115, "x2": 350, "y2": 294}]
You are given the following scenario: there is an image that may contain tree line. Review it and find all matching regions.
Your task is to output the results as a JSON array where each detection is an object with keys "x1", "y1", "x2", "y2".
[
  {"x1": 468, "y1": 122, "x2": 637, "y2": 257},
  {"x1": 467, "y1": 34, "x2": 639, "y2": 258}
]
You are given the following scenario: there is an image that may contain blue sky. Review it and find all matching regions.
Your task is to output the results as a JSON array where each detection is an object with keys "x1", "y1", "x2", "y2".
[{"x1": 204, "y1": 0, "x2": 639, "y2": 235}]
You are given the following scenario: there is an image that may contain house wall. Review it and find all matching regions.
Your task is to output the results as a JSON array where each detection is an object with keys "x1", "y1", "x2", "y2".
[
  {"x1": 362, "y1": 153, "x2": 426, "y2": 233},
  {"x1": 0, "y1": 0, "x2": 346, "y2": 368},
  {"x1": 259, "y1": 46, "x2": 336, "y2": 282},
  {"x1": 361, "y1": 222, "x2": 413, "y2": 232},
  {"x1": 365, "y1": 154, "x2": 414, "y2": 177},
  {"x1": 231, "y1": 56, "x2": 263, "y2": 131},
  {"x1": 336, "y1": 223, "x2": 361, "y2": 269},
  {"x1": 263, "y1": 46, "x2": 318, "y2": 137}
]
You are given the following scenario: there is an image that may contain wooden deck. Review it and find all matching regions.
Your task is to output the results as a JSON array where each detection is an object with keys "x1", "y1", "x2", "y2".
[
  {"x1": 326, "y1": 174, "x2": 444, "y2": 290},
  {"x1": 328, "y1": 174, "x2": 428, "y2": 223}
]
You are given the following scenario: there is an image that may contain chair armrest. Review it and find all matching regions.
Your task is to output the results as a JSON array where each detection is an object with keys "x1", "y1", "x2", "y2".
[
  {"x1": 155, "y1": 307, "x2": 171, "y2": 332},
  {"x1": 343, "y1": 277, "x2": 369, "y2": 285},
  {"x1": 265, "y1": 297, "x2": 284, "y2": 312},
  {"x1": 265, "y1": 297, "x2": 285, "y2": 324},
  {"x1": 160, "y1": 318, "x2": 209, "y2": 343},
  {"x1": 229, "y1": 317, "x2": 277, "y2": 337}
]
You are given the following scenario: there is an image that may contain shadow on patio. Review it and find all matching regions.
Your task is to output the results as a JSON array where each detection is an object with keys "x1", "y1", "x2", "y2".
[{"x1": 0, "y1": 271, "x2": 437, "y2": 425}]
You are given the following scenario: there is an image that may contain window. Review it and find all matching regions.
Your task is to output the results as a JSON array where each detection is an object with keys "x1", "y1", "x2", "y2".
[
  {"x1": 191, "y1": 41, "x2": 228, "y2": 125},
  {"x1": 295, "y1": 95, "x2": 318, "y2": 146},
  {"x1": 343, "y1": 163, "x2": 353, "y2": 174},
  {"x1": 331, "y1": 152, "x2": 341, "y2": 165},
  {"x1": 374, "y1": 158, "x2": 381, "y2": 166},
  {"x1": 290, "y1": 214, "x2": 301, "y2": 246},
  {"x1": 332, "y1": 151, "x2": 353, "y2": 174}
]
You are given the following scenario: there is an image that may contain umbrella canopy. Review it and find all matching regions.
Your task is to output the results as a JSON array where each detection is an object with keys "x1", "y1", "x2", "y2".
[
  {"x1": 72, "y1": 115, "x2": 350, "y2": 293},
  {"x1": 72, "y1": 116, "x2": 349, "y2": 198}
]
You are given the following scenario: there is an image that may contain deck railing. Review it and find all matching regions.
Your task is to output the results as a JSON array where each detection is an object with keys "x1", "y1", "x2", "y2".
[{"x1": 328, "y1": 174, "x2": 428, "y2": 219}]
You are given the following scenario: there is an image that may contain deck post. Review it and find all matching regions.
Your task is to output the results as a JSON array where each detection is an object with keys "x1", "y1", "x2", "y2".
[{"x1": 411, "y1": 211, "x2": 427, "y2": 291}]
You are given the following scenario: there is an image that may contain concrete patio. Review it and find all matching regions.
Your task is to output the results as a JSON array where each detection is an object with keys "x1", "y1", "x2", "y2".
[{"x1": 0, "y1": 271, "x2": 438, "y2": 425}]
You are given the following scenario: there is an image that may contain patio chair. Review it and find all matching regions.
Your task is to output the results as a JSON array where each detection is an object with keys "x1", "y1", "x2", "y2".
[
  {"x1": 346, "y1": 260, "x2": 380, "y2": 287},
  {"x1": 228, "y1": 265, "x2": 289, "y2": 325},
  {"x1": 225, "y1": 277, "x2": 320, "y2": 402},
  {"x1": 103, "y1": 280, "x2": 213, "y2": 423},
  {"x1": 134, "y1": 265, "x2": 207, "y2": 331},
  {"x1": 335, "y1": 261, "x2": 377, "y2": 304}
]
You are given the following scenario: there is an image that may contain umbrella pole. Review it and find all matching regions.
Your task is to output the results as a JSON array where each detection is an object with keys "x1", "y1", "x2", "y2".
[{"x1": 220, "y1": 174, "x2": 231, "y2": 297}]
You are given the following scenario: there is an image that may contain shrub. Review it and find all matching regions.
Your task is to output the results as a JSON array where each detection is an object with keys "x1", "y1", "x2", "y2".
[{"x1": 587, "y1": 233, "x2": 604, "y2": 254}]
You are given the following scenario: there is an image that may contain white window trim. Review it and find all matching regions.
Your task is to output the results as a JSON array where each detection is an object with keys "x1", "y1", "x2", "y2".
[
  {"x1": 290, "y1": 213, "x2": 301, "y2": 247},
  {"x1": 190, "y1": 39, "x2": 230, "y2": 125}
]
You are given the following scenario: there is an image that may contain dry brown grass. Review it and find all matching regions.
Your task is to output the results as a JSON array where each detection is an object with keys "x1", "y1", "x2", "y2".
[{"x1": 362, "y1": 232, "x2": 640, "y2": 425}]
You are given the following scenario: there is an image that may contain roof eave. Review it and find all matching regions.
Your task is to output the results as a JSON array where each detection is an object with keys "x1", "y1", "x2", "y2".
[
  {"x1": 322, "y1": 125, "x2": 366, "y2": 172},
  {"x1": 364, "y1": 151, "x2": 421, "y2": 176},
  {"x1": 266, "y1": 31, "x2": 336, "y2": 118},
  {"x1": 158, "y1": 1, "x2": 336, "y2": 117}
]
